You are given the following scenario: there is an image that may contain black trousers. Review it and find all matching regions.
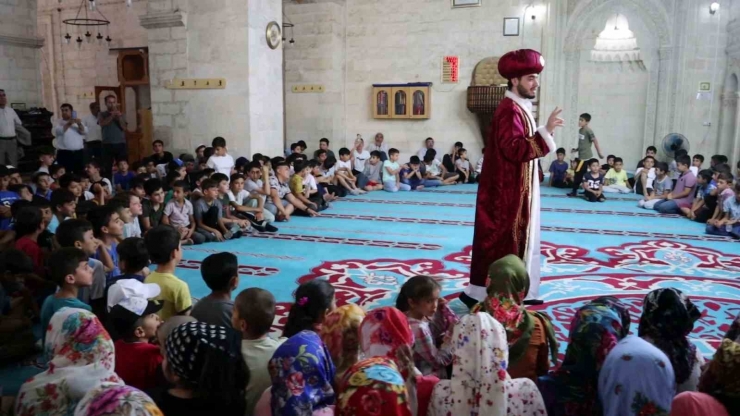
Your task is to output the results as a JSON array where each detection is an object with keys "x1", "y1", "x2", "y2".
[
  {"x1": 84, "y1": 141, "x2": 102, "y2": 164},
  {"x1": 570, "y1": 161, "x2": 589, "y2": 194},
  {"x1": 56, "y1": 149, "x2": 85, "y2": 174},
  {"x1": 102, "y1": 143, "x2": 128, "y2": 179}
]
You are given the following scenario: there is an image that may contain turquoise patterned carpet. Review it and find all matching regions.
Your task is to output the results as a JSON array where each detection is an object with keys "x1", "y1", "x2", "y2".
[{"x1": 2, "y1": 183, "x2": 739, "y2": 396}]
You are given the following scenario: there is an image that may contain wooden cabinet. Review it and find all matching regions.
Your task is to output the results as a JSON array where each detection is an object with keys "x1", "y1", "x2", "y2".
[{"x1": 372, "y1": 83, "x2": 431, "y2": 119}]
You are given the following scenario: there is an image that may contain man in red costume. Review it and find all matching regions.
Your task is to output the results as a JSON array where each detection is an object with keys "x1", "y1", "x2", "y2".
[{"x1": 460, "y1": 49, "x2": 564, "y2": 308}]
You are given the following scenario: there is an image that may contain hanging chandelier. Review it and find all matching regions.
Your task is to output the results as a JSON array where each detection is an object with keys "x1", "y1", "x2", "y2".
[
  {"x1": 590, "y1": 14, "x2": 641, "y2": 63},
  {"x1": 61, "y1": 0, "x2": 131, "y2": 48}
]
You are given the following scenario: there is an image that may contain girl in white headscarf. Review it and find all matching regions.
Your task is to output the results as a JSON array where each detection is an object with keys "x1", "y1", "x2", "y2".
[{"x1": 428, "y1": 312, "x2": 546, "y2": 416}]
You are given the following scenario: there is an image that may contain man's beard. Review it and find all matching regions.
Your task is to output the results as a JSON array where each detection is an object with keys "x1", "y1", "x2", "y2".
[{"x1": 517, "y1": 83, "x2": 536, "y2": 99}]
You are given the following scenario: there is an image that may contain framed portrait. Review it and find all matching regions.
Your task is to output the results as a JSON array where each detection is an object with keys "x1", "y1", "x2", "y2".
[
  {"x1": 452, "y1": 0, "x2": 481, "y2": 8},
  {"x1": 504, "y1": 17, "x2": 520, "y2": 36},
  {"x1": 10, "y1": 103, "x2": 26, "y2": 110}
]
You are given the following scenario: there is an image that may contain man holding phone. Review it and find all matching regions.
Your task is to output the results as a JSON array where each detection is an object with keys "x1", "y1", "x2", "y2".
[
  {"x1": 54, "y1": 103, "x2": 86, "y2": 173},
  {"x1": 99, "y1": 95, "x2": 128, "y2": 178}
]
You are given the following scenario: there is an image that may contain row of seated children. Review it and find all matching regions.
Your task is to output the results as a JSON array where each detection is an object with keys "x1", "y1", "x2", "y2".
[{"x1": 9, "y1": 228, "x2": 738, "y2": 416}]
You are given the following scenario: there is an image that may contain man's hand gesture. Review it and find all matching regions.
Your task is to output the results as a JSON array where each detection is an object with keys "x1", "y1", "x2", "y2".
[{"x1": 546, "y1": 107, "x2": 564, "y2": 135}]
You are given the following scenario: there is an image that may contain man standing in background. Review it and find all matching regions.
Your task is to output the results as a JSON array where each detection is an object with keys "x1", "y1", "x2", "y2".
[
  {"x1": 99, "y1": 95, "x2": 128, "y2": 178},
  {"x1": 0, "y1": 90, "x2": 22, "y2": 166},
  {"x1": 83, "y1": 102, "x2": 102, "y2": 163}
]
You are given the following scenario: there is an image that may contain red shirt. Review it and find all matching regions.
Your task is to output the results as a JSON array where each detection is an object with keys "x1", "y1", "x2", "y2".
[
  {"x1": 15, "y1": 236, "x2": 44, "y2": 276},
  {"x1": 114, "y1": 340, "x2": 163, "y2": 390}
]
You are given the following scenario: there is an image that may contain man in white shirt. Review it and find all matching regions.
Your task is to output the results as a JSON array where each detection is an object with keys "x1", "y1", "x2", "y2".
[
  {"x1": 54, "y1": 103, "x2": 86, "y2": 174},
  {"x1": 82, "y1": 102, "x2": 102, "y2": 163},
  {"x1": 366, "y1": 132, "x2": 389, "y2": 161},
  {"x1": 0, "y1": 89, "x2": 22, "y2": 166},
  {"x1": 416, "y1": 137, "x2": 438, "y2": 161}
]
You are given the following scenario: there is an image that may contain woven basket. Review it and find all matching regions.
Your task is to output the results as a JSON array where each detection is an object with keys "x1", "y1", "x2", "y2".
[{"x1": 466, "y1": 85, "x2": 506, "y2": 113}]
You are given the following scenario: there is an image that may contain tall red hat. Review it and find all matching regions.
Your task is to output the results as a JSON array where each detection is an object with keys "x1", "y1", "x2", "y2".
[{"x1": 498, "y1": 49, "x2": 545, "y2": 80}]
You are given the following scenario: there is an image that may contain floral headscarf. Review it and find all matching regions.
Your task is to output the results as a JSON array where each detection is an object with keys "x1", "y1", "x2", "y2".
[
  {"x1": 16, "y1": 308, "x2": 122, "y2": 416},
  {"x1": 598, "y1": 336, "x2": 675, "y2": 416},
  {"x1": 359, "y1": 307, "x2": 418, "y2": 415},
  {"x1": 428, "y1": 312, "x2": 545, "y2": 416},
  {"x1": 471, "y1": 255, "x2": 558, "y2": 366},
  {"x1": 638, "y1": 288, "x2": 701, "y2": 385},
  {"x1": 320, "y1": 304, "x2": 366, "y2": 383},
  {"x1": 74, "y1": 383, "x2": 163, "y2": 416},
  {"x1": 269, "y1": 330, "x2": 336, "y2": 416},
  {"x1": 698, "y1": 338, "x2": 740, "y2": 412},
  {"x1": 537, "y1": 296, "x2": 631, "y2": 416},
  {"x1": 337, "y1": 357, "x2": 412, "y2": 416}
]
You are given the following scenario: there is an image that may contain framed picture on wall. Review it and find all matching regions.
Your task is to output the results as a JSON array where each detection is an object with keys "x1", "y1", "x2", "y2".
[
  {"x1": 504, "y1": 17, "x2": 520, "y2": 36},
  {"x1": 452, "y1": 0, "x2": 481, "y2": 8},
  {"x1": 10, "y1": 103, "x2": 26, "y2": 110}
]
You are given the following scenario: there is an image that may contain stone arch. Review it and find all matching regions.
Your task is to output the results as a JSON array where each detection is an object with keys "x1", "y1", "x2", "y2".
[
  {"x1": 560, "y1": 0, "x2": 676, "y2": 156},
  {"x1": 720, "y1": 71, "x2": 739, "y2": 161}
]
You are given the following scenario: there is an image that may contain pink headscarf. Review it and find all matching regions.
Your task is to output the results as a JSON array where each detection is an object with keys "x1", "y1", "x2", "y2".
[{"x1": 670, "y1": 392, "x2": 729, "y2": 416}]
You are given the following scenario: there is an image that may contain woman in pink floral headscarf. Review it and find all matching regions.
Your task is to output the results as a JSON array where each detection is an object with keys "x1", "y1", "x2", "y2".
[
  {"x1": 16, "y1": 308, "x2": 123, "y2": 416},
  {"x1": 359, "y1": 307, "x2": 440, "y2": 416}
]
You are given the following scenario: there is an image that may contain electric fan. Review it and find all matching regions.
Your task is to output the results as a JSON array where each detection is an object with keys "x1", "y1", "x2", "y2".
[{"x1": 660, "y1": 133, "x2": 690, "y2": 159}]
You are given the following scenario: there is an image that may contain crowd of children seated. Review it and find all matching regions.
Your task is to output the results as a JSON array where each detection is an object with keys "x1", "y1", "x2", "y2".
[{"x1": 0, "y1": 133, "x2": 738, "y2": 416}]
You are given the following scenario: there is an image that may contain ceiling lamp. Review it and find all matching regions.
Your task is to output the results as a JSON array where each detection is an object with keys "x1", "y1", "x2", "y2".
[
  {"x1": 710, "y1": 2, "x2": 720, "y2": 15},
  {"x1": 63, "y1": 0, "x2": 112, "y2": 48},
  {"x1": 591, "y1": 14, "x2": 641, "y2": 63}
]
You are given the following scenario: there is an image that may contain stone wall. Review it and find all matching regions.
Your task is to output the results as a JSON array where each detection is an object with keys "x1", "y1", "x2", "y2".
[
  {"x1": 0, "y1": 0, "x2": 43, "y2": 108},
  {"x1": 37, "y1": 0, "x2": 148, "y2": 115},
  {"x1": 144, "y1": 0, "x2": 284, "y2": 157},
  {"x1": 284, "y1": 1, "x2": 345, "y2": 153}
]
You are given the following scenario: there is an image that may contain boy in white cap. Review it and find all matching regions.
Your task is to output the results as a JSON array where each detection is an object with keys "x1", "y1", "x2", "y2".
[{"x1": 107, "y1": 279, "x2": 164, "y2": 391}]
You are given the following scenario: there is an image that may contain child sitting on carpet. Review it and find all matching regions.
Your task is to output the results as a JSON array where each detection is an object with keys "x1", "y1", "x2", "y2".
[
  {"x1": 191, "y1": 252, "x2": 238, "y2": 328},
  {"x1": 213, "y1": 173, "x2": 252, "y2": 235},
  {"x1": 684, "y1": 169, "x2": 715, "y2": 219},
  {"x1": 289, "y1": 160, "x2": 323, "y2": 213},
  {"x1": 39, "y1": 247, "x2": 93, "y2": 342},
  {"x1": 706, "y1": 172, "x2": 735, "y2": 226},
  {"x1": 602, "y1": 157, "x2": 631, "y2": 193},
  {"x1": 633, "y1": 156, "x2": 656, "y2": 195},
  {"x1": 88, "y1": 205, "x2": 124, "y2": 281},
  {"x1": 582, "y1": 158, "x2": 605, "y2": 202},
  {"x1": 144, "y1": 225, "x2": 192, "y2": 320},
  {"x1": 232, "y1": 287, "x2": 283, "y2": 415},
  {"x1": 141, "y1": 179, "x2": 165, "y2": 233},
  {"x1": 396, "y1": 275, "x2": 458, "y2": 378},
  {"x1": 383, "y1": 148, "x2": 410, "y2": 192},
  {"x1": 282, "y1": 279, "x2": 336, "y2": 338},
  {"x1": 363, "y1": 151, "x2": 384, "y2": 192},
  {"x1": 548, "y1": 148, "x2": 569, "y2": 188},
  {"x1": 639, "y1": 162, "x2": 672, "y2": 210},
  {"x1": 706, "y1": 182, "x2": 740, "y2": 237},
  {"x1": 194, "y1": 179, "x2": 232, "y2": 242},
  {"x1": 400, "y1": 156, "x2": 426, "y2": 190},
  {"x1": 163, "y1": 180, "x2": 203, "y2": 245},
  {"x1": 108, "y1": 279, "x2": 164, "y2": 390}
]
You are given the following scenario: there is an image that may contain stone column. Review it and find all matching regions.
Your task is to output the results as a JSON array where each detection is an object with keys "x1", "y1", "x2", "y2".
[{"x1": 140, "y1": 0, "x2": 283, "y2": 158}]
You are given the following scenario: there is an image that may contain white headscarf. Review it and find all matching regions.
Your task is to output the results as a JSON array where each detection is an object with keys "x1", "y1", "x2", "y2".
[
  {"x1": 16, "y1": 308, "x2": 122, "y2": 416},
  {"x1": 428, "y1": 312, "x2": 546, "y2": 416}
]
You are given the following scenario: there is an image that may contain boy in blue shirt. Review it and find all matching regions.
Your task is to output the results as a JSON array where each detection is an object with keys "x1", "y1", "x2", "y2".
[
  {"x1": 88, "y1": 205, "x2": 124, "y2": 282},
  {"x1": 39, "y1": 247, "x2": 93, "y2": 342},
  {"x1": 549, "y1": 147, "x2": 569, "y2": 188},
  {"x1": 400, "y1": 156, "x2": 426, "y2": 190}
]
